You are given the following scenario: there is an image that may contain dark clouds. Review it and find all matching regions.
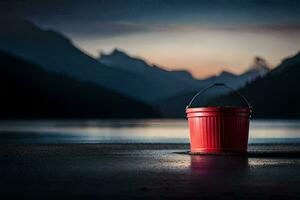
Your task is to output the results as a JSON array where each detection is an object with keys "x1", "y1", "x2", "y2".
[
  {"x1": 0, "y1": 0, "x2": 299, "y2": 38},
  {"x1": 1, "y1": 0, "x2": 299, "y2": 77}
]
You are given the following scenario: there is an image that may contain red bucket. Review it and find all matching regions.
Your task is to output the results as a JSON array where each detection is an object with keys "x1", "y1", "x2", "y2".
[{"x1": 186, "y1": 83, "x2": 252, "y2": 154}]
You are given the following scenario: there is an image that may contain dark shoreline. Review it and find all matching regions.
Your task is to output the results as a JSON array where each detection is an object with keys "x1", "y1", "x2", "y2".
[{"x1": 2, "y1": 143, "x2": 300, "y2": 199}]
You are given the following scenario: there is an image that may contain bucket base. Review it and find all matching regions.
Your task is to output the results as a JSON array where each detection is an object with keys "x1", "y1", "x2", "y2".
[
  {"x1": 190, "y1": 147, "x2": 247, "y2": 155},
  {"x1": 189, "y1": 151, "x2": 248, "y2": 156}
]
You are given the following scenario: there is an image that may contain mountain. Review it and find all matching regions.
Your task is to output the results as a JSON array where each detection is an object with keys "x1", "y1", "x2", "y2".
[
  {"x1": 0, "y1": 51, "x2": 160, "y2": 118},
  {"x1": 209, "y1": 51, "x2": 300, "y2": 118},
  {"x1": 0, "y1": 18, "x2": 193, "y2": 103},
  {"x1": 0, "y1": 17, "x2": 271, "y2": 117},
  {"x1": 272, "y1": 52, "x2": 300, "y2": 73},
  {"x1": 99, "y1": 48, "x2": 200, "y2": 90},
  {"x1": 100, "y1": 49, "x2": 270, "y2": 90},
  {"x1": 169, "y1": 70, "x2": 196, "y2": 82},
  {"x1": 245, "y1": 56, "x2": 270, "y2": 77},
  {"x1": 156, "y1": 57, "x2": 270, "y2": 118},
  {"x1": 100, "y1": 49, "x2": 198, "y2": 83},
  {"x1": 99, "y1": 49, "x2": 270, "y2": 109},
  {"x1": 100, "y1": 49, "x2": 164, "y2": 75},
  {"x1": 201, "y1": 56, "x2": 270, "y2": 90}
]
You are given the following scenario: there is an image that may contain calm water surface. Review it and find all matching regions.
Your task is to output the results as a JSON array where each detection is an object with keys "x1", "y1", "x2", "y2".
[{"x1": 0, "y1": 119, "x2": 300, "y2": 144}]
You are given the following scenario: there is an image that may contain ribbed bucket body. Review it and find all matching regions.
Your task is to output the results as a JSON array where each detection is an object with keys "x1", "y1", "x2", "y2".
[{"x1": 186, "y1": 107, "x2": 251, "y2": 154}]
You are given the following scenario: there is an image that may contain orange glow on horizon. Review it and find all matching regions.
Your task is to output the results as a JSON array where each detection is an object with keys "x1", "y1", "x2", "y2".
[
  {"x1": 75, "y1": 25, "x2": 300, "y2": 79},
  {"x1": 135, "y1": 52, "x2": 251, "y2": 79}
]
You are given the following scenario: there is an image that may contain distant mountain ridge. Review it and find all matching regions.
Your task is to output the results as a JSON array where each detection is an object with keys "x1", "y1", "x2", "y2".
[
  {"x1": 272, "y1": 51, "x2": 300, "y2": 74},
  {"x1": 0, "y1": 17, "x2": 273, "y2": 118},
  {"x1": 99, "y1": 48, "x2": 200, "y2": 87},
  {"x1": 100, "y1": 49, "x2": 160, "y2": 74},
  {"x1": 161, "y1": 58, "x2": 270, "y2": 117},
  {"x1": 201, "y1": 56, "x2": 270, "y2": 90},
  {"x1": 209, "y1": 51, "x2": 300, "y2": 118},
  {"x1": 169, "y1": 70, "x2": 196, "y2": 82},
  {"x1": 247, "y1": 56, "x2": 270, "y2": 76},
  {"x1": 0, "y1": 51, "x2": 159, "y2": 118},
  {"x1": 100, "y1": 49, "x2": 196, "y2": 81},
  {"x1": 99, "y1": 49, "x2": 271, "y2": 117},
  {"x1": 0, "y1": 18, "x2": 193, "y2": 103},
  {"x1": 99, "y1": 49, "x2": 270, "y2": 90}
]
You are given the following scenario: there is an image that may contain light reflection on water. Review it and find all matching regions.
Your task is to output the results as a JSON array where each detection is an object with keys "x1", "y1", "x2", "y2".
[
  {"x1": 0, "y1": 119, "x2": 299, "y2": 144},
  {"x1": 248, "y1": 158, "x2": 296, "y2": 168}
]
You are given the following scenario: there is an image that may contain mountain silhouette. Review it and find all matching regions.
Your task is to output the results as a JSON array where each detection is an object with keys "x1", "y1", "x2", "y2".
[
  {"x1": 247, "y1": 56, "x2": 270, "y2": 76},
  {"x1": 201, "y1": 57, "x2": 270, "y2": 90},
  {"x1": 0, "y1": 18, "x2": 192, "y2": 103},
  {"x1": 100, "y1": 49, "x2": 270, "y2": 91},
  {"x1": 99, "y1": 48, "x2": 201, "y2": 95},
  {"x1": 168, "y1": 70, "x2": 196, "y2": 82},
  {"x1": 99, "y1": 49, "x2": 271, "y2": 116},
  {"x1": 100, "y1": 49, "x2": 197, "y2": 83},
  {"x1": 0, "y1": 17, "x2": 272, "y2": 118},
  {"x1": 209, "y1": 51, "x2": 300, "y2": 118},
  {"x1": 156, "y1": 57, "x2": 270, "y2": 117},
  {"x1": 0, "y1": 51, "x2": 160, "y2": 118}
]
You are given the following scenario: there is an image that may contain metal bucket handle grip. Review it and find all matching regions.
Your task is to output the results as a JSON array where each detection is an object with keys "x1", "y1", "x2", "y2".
[{"x1": 186, "y1": 83, "x2": 252, "y2": 109}]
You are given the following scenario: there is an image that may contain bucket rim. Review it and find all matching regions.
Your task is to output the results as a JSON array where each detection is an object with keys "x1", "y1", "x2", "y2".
[{"x1": 186, "y1": 106, "x2": 251, "y2": 113}]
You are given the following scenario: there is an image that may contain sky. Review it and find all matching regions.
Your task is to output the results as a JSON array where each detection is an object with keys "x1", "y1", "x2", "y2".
[{"x1": 1, "y1": 0, "x2": 300, "y2": 78}]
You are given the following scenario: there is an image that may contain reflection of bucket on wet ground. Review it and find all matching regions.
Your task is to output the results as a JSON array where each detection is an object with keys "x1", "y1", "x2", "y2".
[
  {"x1": 186, "y1": 83, "x2": 252, "y2": 154},
  {"x1": 190, "y1": 155, "x2": 249, "y2": 174}
]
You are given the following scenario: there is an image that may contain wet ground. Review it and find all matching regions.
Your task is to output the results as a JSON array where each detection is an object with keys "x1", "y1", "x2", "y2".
[{"x1": 1, "y1": 144, "x2": 300, "y2": 199}]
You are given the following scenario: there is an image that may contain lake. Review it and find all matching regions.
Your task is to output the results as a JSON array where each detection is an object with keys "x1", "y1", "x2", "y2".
[{"x1": 0, "y1": 119, "x2": 300, "y2": 144}]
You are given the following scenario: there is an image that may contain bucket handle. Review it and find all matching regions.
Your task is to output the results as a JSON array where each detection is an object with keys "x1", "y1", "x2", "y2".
[{"x1": 186, "y1": 83, "x2": 252, "y2": 109}]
